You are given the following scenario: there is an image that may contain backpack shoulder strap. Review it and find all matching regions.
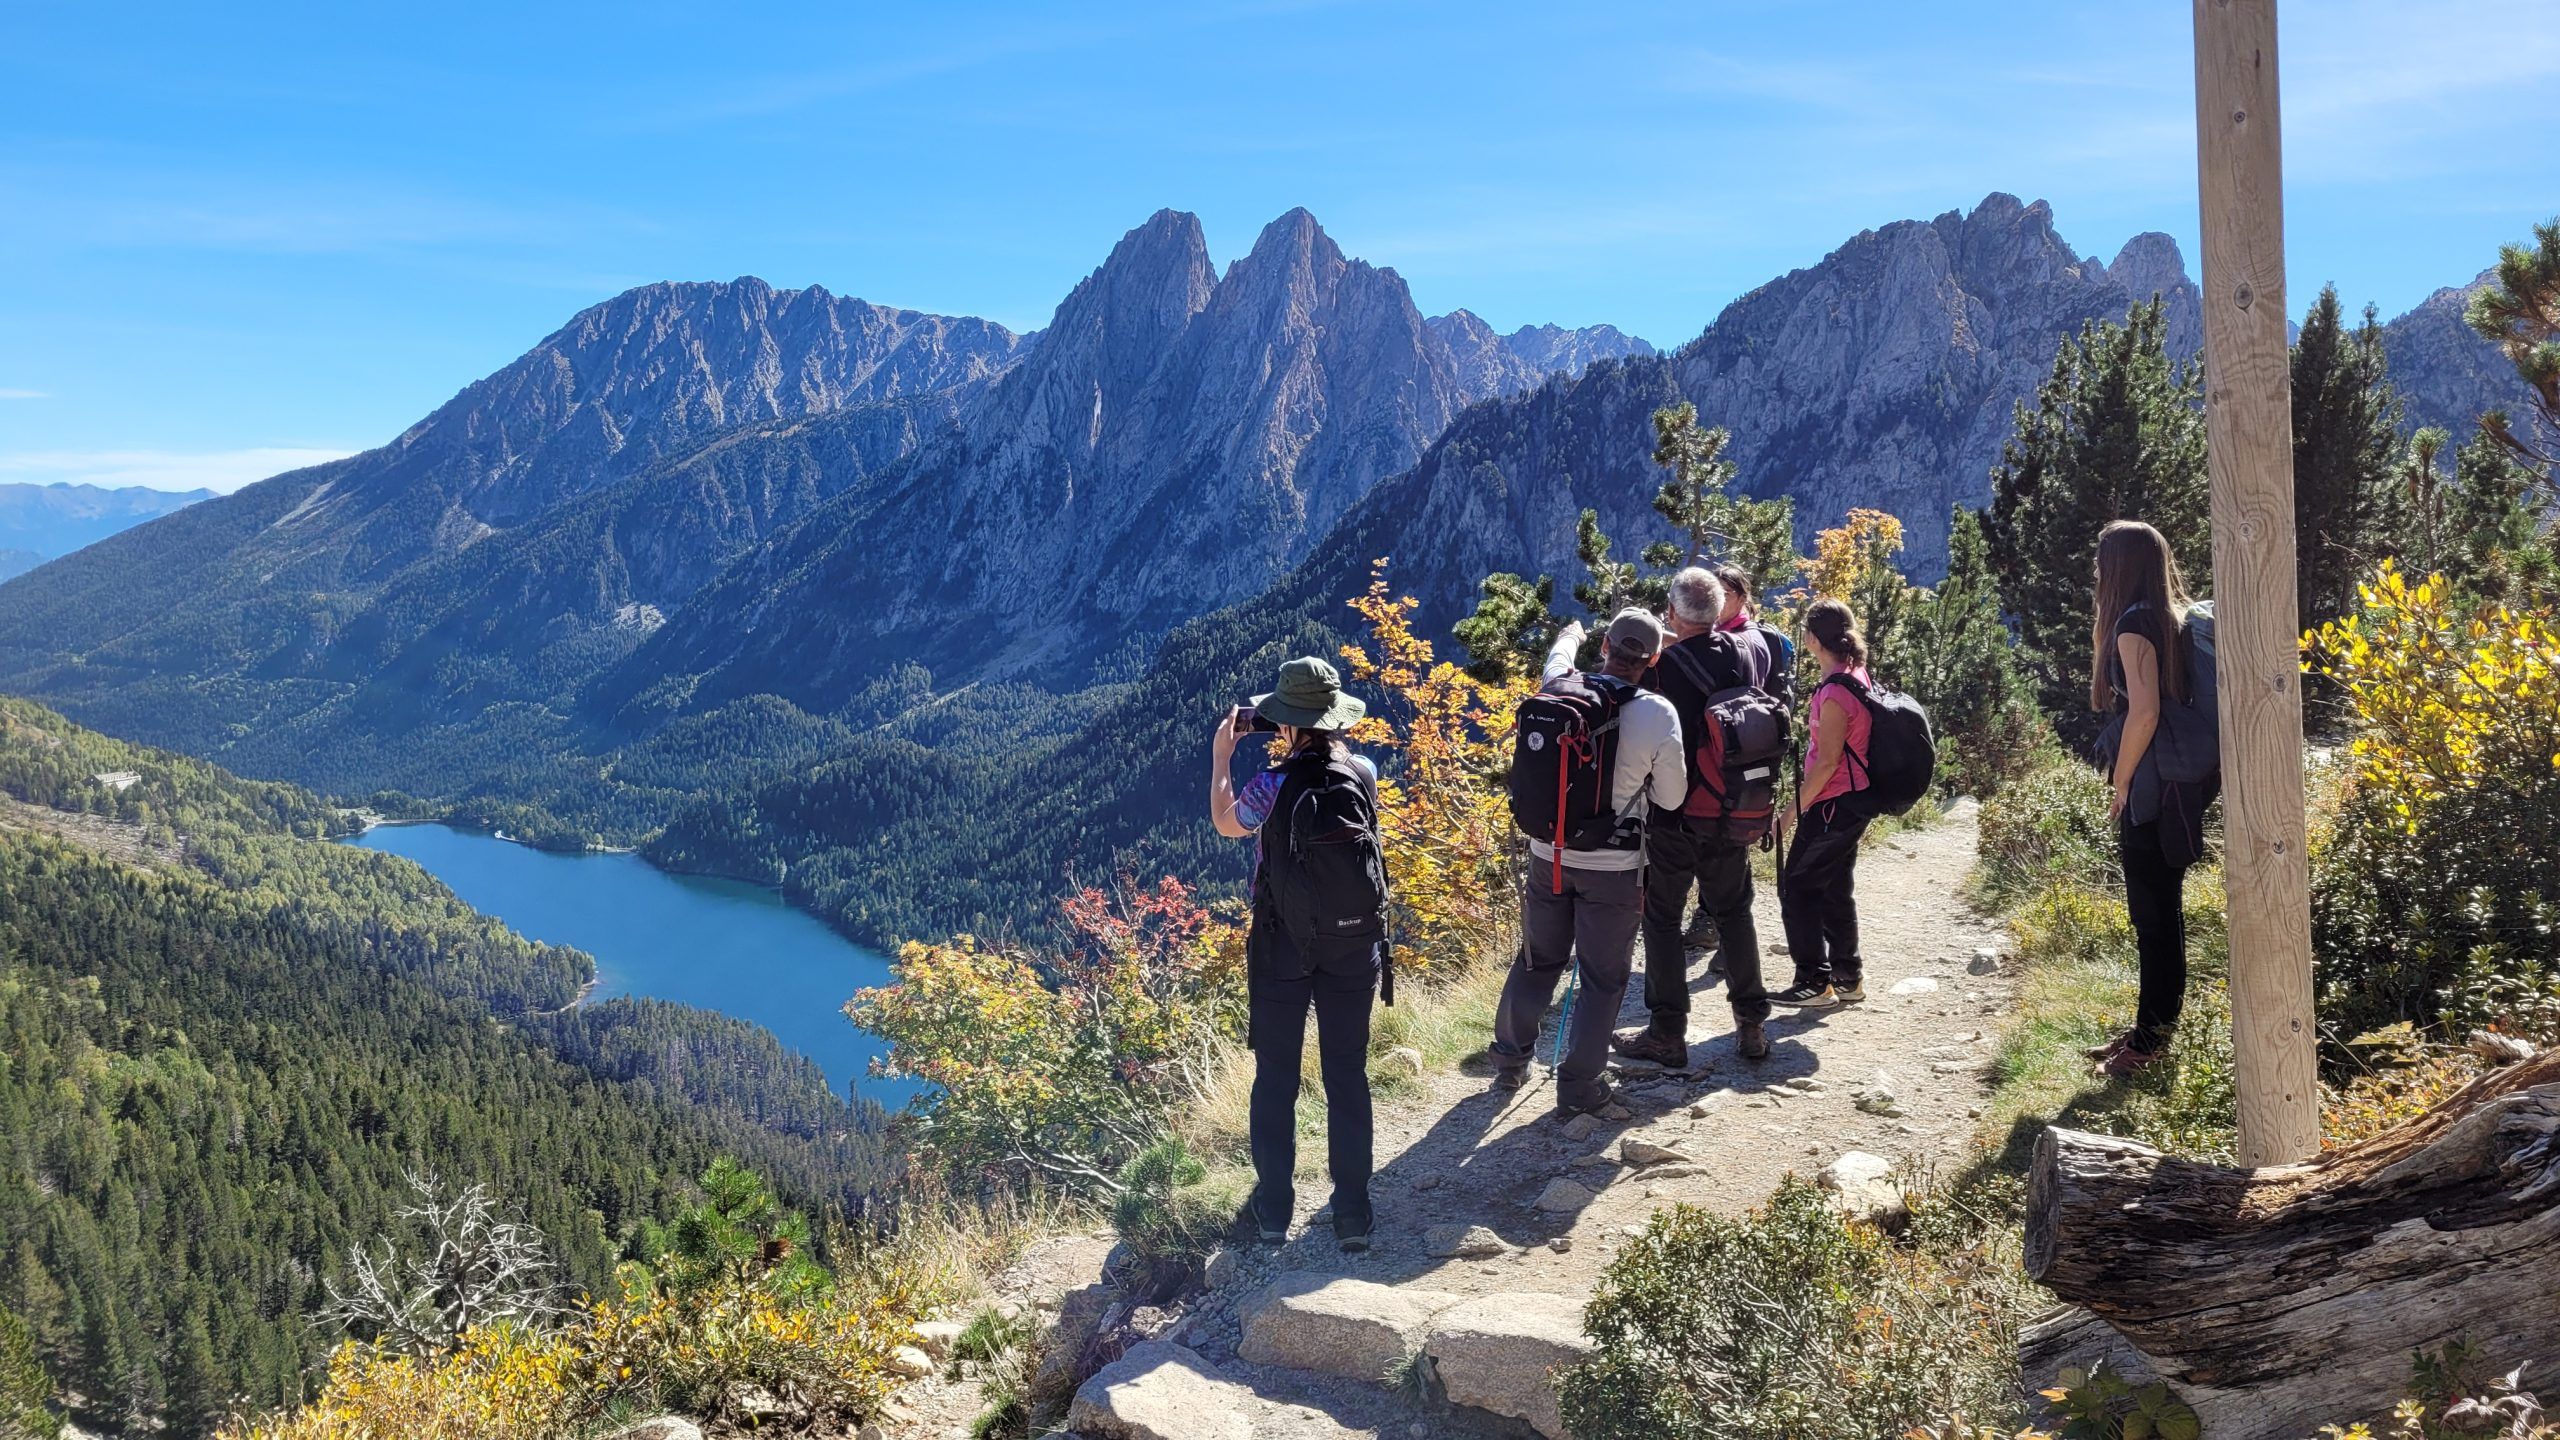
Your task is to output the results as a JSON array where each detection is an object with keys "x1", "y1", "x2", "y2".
[{"x1": 1661, "y1": 640, "x2": 1719, "y2": 698}]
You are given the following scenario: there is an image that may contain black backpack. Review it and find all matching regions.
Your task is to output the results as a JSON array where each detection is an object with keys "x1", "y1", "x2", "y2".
[
  {"x1": 1261, "y1": 753, "x2": 1391, "y2": 960},
  {"x1": 1753, "y1": 620, "x2": 1798, "y2": 712},
  {"x1": 1824, "y1": 673, "x2": 1936, "y2": 819},
  {"x1": 1662, "y1": 643, "x2": 1791, "y2": 845},
  {"x1": 1509, "y1": 671, "x2": 1635, "y2": 891},
  {"x1": 2154, "y1": 601, "x2": 2221, "y2": 785}
]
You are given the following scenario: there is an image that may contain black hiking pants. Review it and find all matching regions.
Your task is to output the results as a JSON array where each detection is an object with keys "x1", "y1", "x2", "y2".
[
  {"x1": 1641, "y1": 816, "x2": 1767, "y2": 1029},
  {"x1": 2120, "y1": 816, "x2": 2195, "y2": 1052},
  {"x1": 1245, "y1": 911, "x2": 1376, "y2": 1232},
  {"x1": 1779, "y1": 802, "x2": 1869, "y2": 989}
]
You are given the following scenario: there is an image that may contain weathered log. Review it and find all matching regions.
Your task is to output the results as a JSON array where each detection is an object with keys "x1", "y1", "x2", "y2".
[{"x1": 2025, "y1": 1051, "x2": 2560, "y2": 1439}]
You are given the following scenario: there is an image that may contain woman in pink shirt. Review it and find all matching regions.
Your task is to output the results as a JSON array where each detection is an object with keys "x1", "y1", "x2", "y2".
[{"x1": 1772, "y1": 599, "x2": 1874, "y2": 1008}]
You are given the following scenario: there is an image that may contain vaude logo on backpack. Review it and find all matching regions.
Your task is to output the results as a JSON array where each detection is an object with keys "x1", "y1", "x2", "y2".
[
  {"x1": 1826, "y1": 673, "x2": 1936, "y2": 820},
  {"x1": 1263, "y1": 753, "x2": 1390, "y2": 955},
  {"x1": 1662, "y1": 642, "x2": 1790, "y2": 844},
  {"x1": 1509, "y1": 671, "x2": 1634, "y2": 891}
]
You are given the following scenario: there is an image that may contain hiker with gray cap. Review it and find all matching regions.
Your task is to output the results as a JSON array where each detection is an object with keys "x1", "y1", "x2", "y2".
[
  {"x1": 1210, "y1": 655, "x2": 1390, "y2": 1252},
  {"x1": 1486, "y1": 608, "x2": 1686, "y2": 1115}
]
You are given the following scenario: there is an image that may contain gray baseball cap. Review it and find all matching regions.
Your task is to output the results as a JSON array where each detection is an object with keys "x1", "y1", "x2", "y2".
[{"x1": 1604, "y1": 608, "x2": 1667, "y2": 663}]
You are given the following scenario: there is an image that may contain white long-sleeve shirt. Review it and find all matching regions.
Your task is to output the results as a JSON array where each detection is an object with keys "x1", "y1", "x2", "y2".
[{"x1": 1530, "y1": 630, "x2": 1685, "y2": 872}]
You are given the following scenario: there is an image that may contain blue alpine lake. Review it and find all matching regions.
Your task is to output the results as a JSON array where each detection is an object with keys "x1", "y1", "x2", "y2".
[{"x1": 350, "y1": 824, "x2": 909, "y2": 1105}]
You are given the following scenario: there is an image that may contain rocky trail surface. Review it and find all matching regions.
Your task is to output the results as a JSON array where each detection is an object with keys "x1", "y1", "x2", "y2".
[{"x1": 894, "y1": 801, "x2": 2015, "y2": 1440}]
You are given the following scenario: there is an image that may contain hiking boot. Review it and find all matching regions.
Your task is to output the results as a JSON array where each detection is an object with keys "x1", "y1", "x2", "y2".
[
  {"x1": 1334, "y1": 1211, "x2": 1374, "y2": 1254},
  {"x1": 2084, "y1": 1032, "x2": 2133, "y2": 1062},
  {"x1": 1554, "y1": 1084, "x2": 1624, "y2": 1118},
  {"x1": 1833, "y1": 979, "x2": 1867, "y2": 1005},
  {"x1": 1736, "y1": 1020, "x2": 1770, "y2": 1060},
  {"x1": 2097, "y1": 1038, "x2": 2164, "y2": 1078},
  {"x1": 1490, "y1": 1064, "x2": 1527, "y2": 1092},
  {"x1": 1610, "y1": 1029, "x2": 1689, "y2": 1068},
  {"x1": 1770, "y1": 982, "x2": 1838, "y2": 1010}
]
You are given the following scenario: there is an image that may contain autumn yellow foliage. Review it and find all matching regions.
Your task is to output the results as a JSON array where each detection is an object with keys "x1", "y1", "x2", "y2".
[
  {"x1": 225, "y1": 1260, "x2": 922, "y2": 1440},
  {"x1": 1338, "y1": 559, "x2": 1534, "y2": 973},
  {"x1": 2307, "y1": 559, "x2": 2560, "y2": 831}
]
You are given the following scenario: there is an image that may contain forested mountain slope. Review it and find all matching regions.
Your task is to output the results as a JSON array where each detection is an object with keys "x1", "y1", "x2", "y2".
[{"x1": 0, "y1": 699, "x2": 892, "y2": 1439}]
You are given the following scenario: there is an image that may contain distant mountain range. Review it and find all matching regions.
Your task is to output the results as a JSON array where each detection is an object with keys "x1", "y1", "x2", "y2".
[
  {"x1": 0, "y1": 191, "x2": 2533, "y2": 945},
  {"x1": 0, "y1": 481, "x2": 212, "y2": 576}
]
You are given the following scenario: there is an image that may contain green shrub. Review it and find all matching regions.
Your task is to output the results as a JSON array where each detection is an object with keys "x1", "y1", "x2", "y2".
[
  {"x1": 1975, "y1": 749, "x2": 2118, "y2": 908},
  {"x1": 0, "y1": 1308, "x2": 57, "y2": 1440},
  {"x1": 1556, "y1": 1179, "x2": 2035, "y2": 1440},
  {"x1": 1107, "y1": 1137, "x2": 1244, "y2": 1277}
]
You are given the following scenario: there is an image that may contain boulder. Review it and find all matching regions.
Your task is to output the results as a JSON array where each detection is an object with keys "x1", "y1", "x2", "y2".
[
  {"x1": 1066, "y1": 1341, "x2": 1254, "y2": 1440},
  {"x1": 1888, "y1": 975, "x2": 1940, "y2": 996},
  {"x1": 1201, "y1": 1245, "x2": 1240, "y2": 1289},
  {"x1": 1854, "y1": 1070, "x2": 1906, "y2": 1118},
  {"x1": 1559, "y1": 1112, "x2": 1597, "y2": 1141},
  {"x1": 913, "y1": 1318, "x2": 966, "y2": 1359},
  {"x1": 1818, "y1": 1150, "x2": 1908, "y2": 1226},
  {"x1": 887, "y1": 1344, "x2": 935, "y2": 1378},
  {"x1": 598, "y1": 1421, "x2": 702, "y2": 1440},
  {"x1": 1425, "y1": 1224, "x2": 1509, "y2": 1259},
  {"x1": 1423, "y1": 1291, "x2": 1595, "y2": 1439},
  {"x1": 1531, "y1": 1177, "x2": 1599, "y2": 1212},
  {"x1": 1238, "y1": 1274, "x2": 1459, "y2": 1381},
  {"x1": 1969, "y1": 947, "x2": 2004, "y2": 976}
]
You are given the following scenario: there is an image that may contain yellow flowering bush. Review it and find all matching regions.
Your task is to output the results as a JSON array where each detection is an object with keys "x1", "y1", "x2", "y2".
[
  {"x1": 1337, "y1": 560, "x2": 1534, "y2": 973},
  {"x1": 228, "y1": 1262, "x2": 922, "y2": 1440},
  {"x1": 2305, "y1": 561, "x2": 2560, "y2": 1041}
]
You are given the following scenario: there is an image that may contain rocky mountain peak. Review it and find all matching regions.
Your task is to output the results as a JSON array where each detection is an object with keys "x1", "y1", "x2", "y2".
[{"x1": 2105, "y1": 233, "x2": 2193, "y2": 307}]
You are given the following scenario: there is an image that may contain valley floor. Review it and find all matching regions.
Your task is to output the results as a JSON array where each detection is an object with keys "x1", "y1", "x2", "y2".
[{"x1": 886, "y1": 800, "x2": 2017, "y2": 1439}]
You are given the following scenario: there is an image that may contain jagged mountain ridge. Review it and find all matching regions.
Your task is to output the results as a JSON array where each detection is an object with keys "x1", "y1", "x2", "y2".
[
  {"x1": 2381, "y1": 270, "x2": 2536, "y2": 441},
  {"x1": 589, "y1": 208, "x2": 1591, "y2": 720},
  {"x1": 1428, "y1": 309, "x2": 1656, "y2": 400}
]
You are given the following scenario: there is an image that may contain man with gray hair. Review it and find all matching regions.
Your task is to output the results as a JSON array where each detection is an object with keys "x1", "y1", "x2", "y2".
[{"x1": 1616, "y1": 567, "x2": 1779, "y2": 1067}]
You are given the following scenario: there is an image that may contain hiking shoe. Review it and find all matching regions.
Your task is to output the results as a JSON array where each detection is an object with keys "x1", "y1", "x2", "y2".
[
  {"x1": 2084, "y1": 1032, "x2": 2133, "y2": 1062},
  {"x1": 1833, "y1": 980, "x2": 1867, "y2": 1005},
  {"x1": 1334, "y1": 1212, "x2": 1374, "y2": 1254},
  {"x1": 1769, "y1": 982, "x2": 1838, "y2": 1009},
  {"x1": 1491, "y1": 1064, "x2": 1528, "y2": 1092},
  {"x1": 2097, "y1": 1039, "x2": 2164, "y2": 1078},
  {"x1": 1554, "y1": 1085, "x2": 1624, "y2": 1118},
  {"x1": 1736, "y1": 1021, "x2": 1770, "y2": 1060},
  {"x1": 1610, "y1": 1029, "x2": 1689, "y2": 1068},
  {"x1": 1234, "y1": 1202, "x2": 1288, "y2": 1245}
]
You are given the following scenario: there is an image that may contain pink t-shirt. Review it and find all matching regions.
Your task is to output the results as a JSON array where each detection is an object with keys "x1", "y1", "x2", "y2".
[{"x1": 1805, "y1": 667, "x2": 1873, "y2": 806}]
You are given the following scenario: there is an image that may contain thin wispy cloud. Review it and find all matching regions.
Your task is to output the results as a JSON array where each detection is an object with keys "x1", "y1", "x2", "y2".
[
  {"x1": 0, "y1": 447, "x2": 357, "y2": 494},
  {"x1": 0, "y1": 389, "x2": 47, "y2": 401}
]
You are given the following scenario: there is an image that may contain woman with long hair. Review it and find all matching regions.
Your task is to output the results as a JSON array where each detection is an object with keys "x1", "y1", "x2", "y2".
[
  {"x1": 2087, "y1": 519, "x2": 2213, "y2": 1077},
  {"x1": 1208, "y1": 656, "x2": 1382, "y2": 1251},
  {"x1": 1772, "y1": 598, "x2": 1874, "y2": 1010}
]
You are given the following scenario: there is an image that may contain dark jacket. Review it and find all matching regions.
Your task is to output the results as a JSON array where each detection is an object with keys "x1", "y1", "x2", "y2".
[{"x1": 1641, "y1": 630, "x2": 1751, "y2": 803}]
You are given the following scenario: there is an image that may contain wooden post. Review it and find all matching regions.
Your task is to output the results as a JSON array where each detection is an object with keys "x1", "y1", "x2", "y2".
[{"x1": 2192, "y1": 0, "x2": 2320, "y2": 1165}]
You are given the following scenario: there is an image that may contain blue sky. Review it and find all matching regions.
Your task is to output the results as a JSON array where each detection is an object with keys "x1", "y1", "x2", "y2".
[{"x1": 2, "y1": 0, "x2": 2553, "y2": 492}]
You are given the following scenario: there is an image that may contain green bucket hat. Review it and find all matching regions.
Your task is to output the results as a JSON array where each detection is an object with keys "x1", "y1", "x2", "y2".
[{"x1": 1252, "y1": 655, "x2": 1367, "y2": 731}]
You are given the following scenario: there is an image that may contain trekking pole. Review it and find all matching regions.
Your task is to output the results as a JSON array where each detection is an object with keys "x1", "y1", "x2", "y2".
[{"x1": 1550, "y1": 963, "x2": 1578, "y2": 1072}]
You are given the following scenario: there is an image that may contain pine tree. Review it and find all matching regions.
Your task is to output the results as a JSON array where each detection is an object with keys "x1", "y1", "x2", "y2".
[
  {"x1": 1985, "y1": 297, "x2": 2210, "y2": 723},
  {"x1": 1571, "y1": 510, "x2": 1660, "y2": 623},
  {"x1": 2404, "y1": 421, "x2": 2560, "y2": 609},
  {"x1": 160, "y1": 1306, "x2": 223, "y2": 1440},
  {"x1": 1451, "y1": 572, "x2": 1559, "y2": 683},
  {"x1": 0, "y1": 1307, "x2": 59, "y2": 1440},
  {"x1": 2465, "y1": 216, "x2": 2560, "y2": 487},
  {"x1": 1643, "y1": 402, "x2": 1798, "y2": 593},
  {"x1": 2291, "y1": 286, "x2": 2408, "y2": 628},
  {"x1": 1890, "y1": 509, "x2": 2044, "y2": 794}
]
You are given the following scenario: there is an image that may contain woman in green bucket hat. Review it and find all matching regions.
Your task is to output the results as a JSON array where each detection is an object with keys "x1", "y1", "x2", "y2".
[{"x1": 1208, "y1": 655, "x2": 1388, "y2": 1252}]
